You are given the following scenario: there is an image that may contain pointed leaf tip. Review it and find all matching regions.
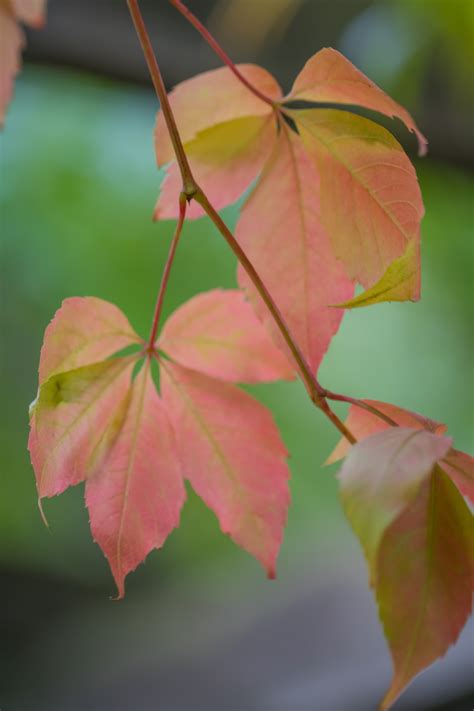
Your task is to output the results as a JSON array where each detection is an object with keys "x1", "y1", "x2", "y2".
[
  {"x1": 333, "y1": 241, "x2": 420, "y2": 309},
  {"x1": 287, "y1": 47, "x2": 427, "y2": 156}
]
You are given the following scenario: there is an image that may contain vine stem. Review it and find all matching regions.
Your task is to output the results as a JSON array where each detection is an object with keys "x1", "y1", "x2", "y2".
[
  {"x1": 127, "y1": 0, "x2": 356, "y2": 446},
  {"x1": 127, "y1": 0, "x2": 194, "y2": 190},
  {"x1": 147, "y1": 195, "x2": 187, "y2": 352},
  {"x1": 167, "y1": 0, "x2": 276, "y2": 108},
  {"x1": 324, "y1": 391, "x2": 399, "y2": 428}
]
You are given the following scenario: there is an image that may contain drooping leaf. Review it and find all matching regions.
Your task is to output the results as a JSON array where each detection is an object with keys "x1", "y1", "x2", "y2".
[
  {"x1": 85, "y1": 363, "x2": 185, "y2": 598},
  {"x1": 154, "y1": 65, "x2": 281, "y2": 219},
  {"x1": 38, "y1": 296, "x2": 141, "y2": 384},
  {"x1": 338, "y1": 428, "x2": 452, "y2": 578},
  {"x1": 29, "y1": 357, "x2": 135, "y2": 498},
  {"x1": 286, "y1": 47, "x2": 427, "y2": 155},
  {"x1": 236, "y1": 124, "x2": 354, "y2": 373},
  {"x1": 377, "y1": 466, "x2": 473, "y2": 710},
  {"x1": 292, "y1": 108, "x2": 424, "y2": 301},
  {"x1": 155, "y1": 115, "x2": 277, "y2": 219},
  {"x1": 440, "y1": 448, "x2": 474, "y2": 505},
  {"x1": 158, "y1": 288, "x2": 294, "y2": 383},
  {"x1": 327, "y1": 399, "x2": 447, "y2": 464},
  {"x1": 161, "y1": 360, "x2": 290, "y2": 577}
]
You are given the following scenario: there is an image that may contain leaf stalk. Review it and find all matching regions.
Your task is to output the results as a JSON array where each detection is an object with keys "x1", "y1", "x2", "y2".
[
  {"x1": 147, "y1": 194, "x2": 187, "y2": 352},
  {"x1": 167, "y1": 0, "x2": 277, "y2": 108},
  {"x1": 127, "y1": 0, "x2": 357, "y2": 445}
]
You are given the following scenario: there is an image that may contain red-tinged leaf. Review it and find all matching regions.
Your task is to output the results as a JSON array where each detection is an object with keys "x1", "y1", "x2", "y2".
[
  {"x1": 155, "y1": 64, "x2": 281, "y2": 165},
  {"x1": 161, "y1": 361, "x2": 290, "y2": 577},
  {"x1": 0, "y1": 5, "x2": 23, "y2": 126},
  {"x1": 287, "y1": 47, "x2": 427, "y2": 156},
  {"x1": 29, "y1": 357, "x2": 135, "y2": 498},
  {"x1": 158, "y1": 288, "x2": 294, "y2": 383},
  {"x1": 441, "y1": 448, "x2": 474, "y2": 505},
  {"x1": 328, "y1": 400, "x2": 447, "y2": 464},
  {"x1": 338, "y1": 428, "x2": 452, "y2": 578},
  {"x1": 12, "y1": 0, "x2": 46, "y2": 27},
  {"x1": 236, "y1": 124, "x2": 354, "y2": 374},
  {"x1": 38, "y1": 297, "x2": 141, "y2": 384},
  {"x1": 377, "y1": 466, "x2": 474, "y2": 710},
  {"x1": 154, "y1": 115, "x2": 277, "y2": 220},
  {"x1": 292, "y1": 108, "x2": 424, "y2": 301},
  {"x1": 85, "y1": 363, "x2": 185, "y2": 598}
]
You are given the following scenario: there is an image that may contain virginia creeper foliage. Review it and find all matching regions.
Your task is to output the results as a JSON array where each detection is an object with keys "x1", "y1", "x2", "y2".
[{"x1": 3, "y1": 1, "x2": 471, "y2": 708}]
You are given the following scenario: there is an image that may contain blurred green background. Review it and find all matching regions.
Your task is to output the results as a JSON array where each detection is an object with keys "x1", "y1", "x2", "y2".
[{"x1": 1, "y1": 1, "x2": 473, "y2": 710}]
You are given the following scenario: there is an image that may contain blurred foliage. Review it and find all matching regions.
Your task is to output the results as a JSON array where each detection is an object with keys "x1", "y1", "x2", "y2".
[
  {"x1": 340, "y1": 0, "x2": 474, "y2": 112},
  {"x1": 1, "y1": 66, "x2": 472, "y2": 596}
]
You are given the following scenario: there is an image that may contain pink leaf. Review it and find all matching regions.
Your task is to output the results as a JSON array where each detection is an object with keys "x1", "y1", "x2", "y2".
[
  {"x1": 293, "y1": 109, "x2": 424, "y2": 298},
  {"x1": 161, "y1": 361, "x2": 290, "y2": 577},
  {"x1": 155, "y1": 64, "x2": 281, "y2": 165},
  {"x1": 38, "y1": 297, "x2": 141, "y2": 384},
  {"x1": 154, "y1": 114, "x2": 277, "y2": 220},
  {"x1": 236, "y1": 124, "x2": 353, "y2": 374},
  {"x1": 327, "y1": 400, "x2": 447, "y2": 464},
  {"x1": 338, "y1": 428, "x2": 452, "y2": 578},
  {"x1": 377, "y1": 467, "x2": 473, "y2": 710},
  {"x1": 86, "y1": 363, "x2": 185, "y2": 598},
  {"x1": 287, "y1": 47, "x2": 427, "y2": 155},
  {"x1": 0, "y1": 6, "x2": 23, "y2": 127},
  {"x1": 441, "y1": 448, "x2": 474, "y2": 505},
  {"x1": 158, "y1": 289, "x2": 294, "y2": 383},
  {"x1": 29, "y1": 357, "x2": 135, "y2": 498}
]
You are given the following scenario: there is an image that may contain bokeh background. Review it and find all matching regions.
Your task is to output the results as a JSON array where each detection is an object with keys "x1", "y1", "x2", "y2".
[{"x1": 1, "y1": 1, "x2": 473, "y2": 709}]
